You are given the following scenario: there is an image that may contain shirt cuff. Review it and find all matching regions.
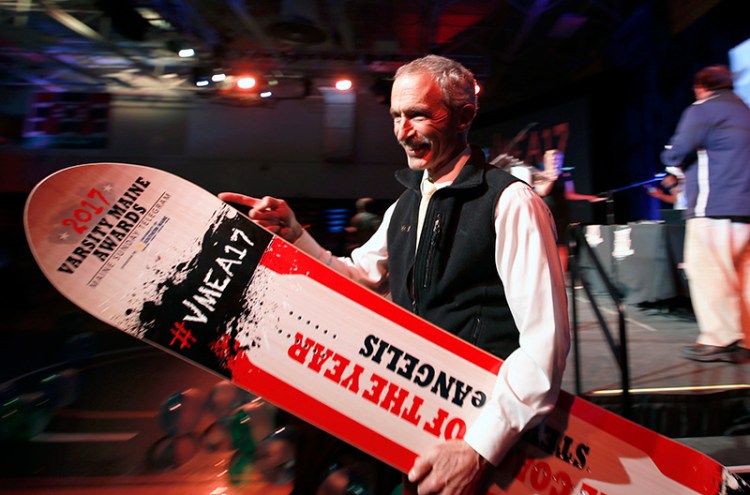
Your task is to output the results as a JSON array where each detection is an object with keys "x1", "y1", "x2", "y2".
[
  {"x1": 665, "y1": 166, "x2": 685, "y2": 178},
  {"x1": 463, "y1": 406, "x2": 517, "y2": 466}
]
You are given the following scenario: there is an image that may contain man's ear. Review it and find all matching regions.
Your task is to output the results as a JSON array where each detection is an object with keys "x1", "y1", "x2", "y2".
[{"x1": 456, "y1": 104, "x2": 476, "y2": 131}]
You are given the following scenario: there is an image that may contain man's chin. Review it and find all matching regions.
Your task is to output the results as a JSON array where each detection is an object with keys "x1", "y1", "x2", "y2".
[{"x1": 405, "y1": 154, "x2": 431, "y2": 171}]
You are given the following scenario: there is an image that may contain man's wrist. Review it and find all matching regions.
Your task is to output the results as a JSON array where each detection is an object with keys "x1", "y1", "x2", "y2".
[{"x1": 288, "y1": 223, "x2": 304, "y2": 243}]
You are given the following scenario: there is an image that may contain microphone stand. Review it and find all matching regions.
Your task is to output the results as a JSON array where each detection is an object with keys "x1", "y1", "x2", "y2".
[
  {"x1": 605, "y1": 192, "x2": 615, "y2": 225},
  {"x1": 600, "y1": 177, "x2": 662, "y2": 225}
]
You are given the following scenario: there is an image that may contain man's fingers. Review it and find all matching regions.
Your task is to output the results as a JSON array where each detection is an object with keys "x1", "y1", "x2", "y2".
[
  {"x1": 414, "y1": 473, "x2": 447, "y2": 495},
  {"x1": 218, "y1": 193, "x2": 301, "y2": 242},
  {"x1": 408, "y1": 456, "x2": 431, "y2": 483},
  {"x1": 219, "y1": 193, "x2": 275, "y2": 219},
  {"x1": 218, "y1": 192, "x2": 261, "y2": 208}
]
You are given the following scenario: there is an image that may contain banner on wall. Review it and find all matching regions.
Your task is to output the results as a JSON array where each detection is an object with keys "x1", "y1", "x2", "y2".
[
  {"x1": 471, "y1": 97, "x2": 592, "y2": 190},
  {"x1": 23, "y1": 92, "x2": 110, "y2": 149}
]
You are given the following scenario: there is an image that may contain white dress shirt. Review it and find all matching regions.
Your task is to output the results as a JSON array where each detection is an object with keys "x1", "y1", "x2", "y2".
[{"x1": 294, "y1": 173, "x2": 570, "y2": 466}]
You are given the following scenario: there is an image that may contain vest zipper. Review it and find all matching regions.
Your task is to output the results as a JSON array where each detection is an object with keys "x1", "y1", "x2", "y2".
[
  {"x1": 423, "y1": 213, "x2": 442, "y2": 288},
  {"x1": 470, "y1": 316, "x2": 482, "y2": 344}
]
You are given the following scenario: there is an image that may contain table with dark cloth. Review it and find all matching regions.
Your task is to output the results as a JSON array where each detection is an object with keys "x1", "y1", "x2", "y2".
[{"x1": 575, "y1": 222, "x2": 689, "y2": 305}]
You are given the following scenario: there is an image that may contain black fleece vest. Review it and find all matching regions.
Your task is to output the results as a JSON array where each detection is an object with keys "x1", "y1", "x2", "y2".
[{"x1": 387, "y1": 149, "x2": 520, "y2": 359}]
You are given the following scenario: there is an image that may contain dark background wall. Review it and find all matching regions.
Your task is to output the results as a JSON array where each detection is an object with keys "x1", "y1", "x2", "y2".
[
  {"x1": 474, "y1": 0, "x2": 750, "y2": 224},
  {"x1": 589, "y1": 0, "x2": 750, "y2": 222},
  {"x1": 2, "y1": 1, "x2": 750, "y2": 243}
]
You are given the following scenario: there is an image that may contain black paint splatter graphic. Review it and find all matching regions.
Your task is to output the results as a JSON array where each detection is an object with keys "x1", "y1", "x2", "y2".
[
  {"x1": 722, "y1": 470, "x2": 750, "y2": 494},
  {"x1": 126, "y1": 208, "x2": 273, "y2": 376}
]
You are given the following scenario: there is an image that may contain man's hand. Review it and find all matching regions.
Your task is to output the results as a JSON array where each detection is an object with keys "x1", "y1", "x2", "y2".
[
  {"x1": 218, "y1": 192, "x2": 304, "y2": 243},
  {"x1": 406, "y1": 440, "x2": 491, "y2": 495}
]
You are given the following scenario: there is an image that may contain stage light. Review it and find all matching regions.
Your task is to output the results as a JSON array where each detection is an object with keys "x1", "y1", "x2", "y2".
[
  {"x1": 260, "y1": 91, "x2": 273, "y2": 98},
  {"x1": 167, "y1": 39, "x2": 197, "y2": 58},
  {"x1": 237, "y1": 77, "x2": 257, "y2": 90},
  {"x1": 335, "y1": 79, "x2": 353, "y2": 91},
  {"x1": 324, "y1": 208, "x2": 350, "y2": 233},
  {"x1": 212, "y1": 73, "x2": 226, "y2": 83},
  {"x1": 192, "y1": 66, "x2": 213, "y2": 88}
]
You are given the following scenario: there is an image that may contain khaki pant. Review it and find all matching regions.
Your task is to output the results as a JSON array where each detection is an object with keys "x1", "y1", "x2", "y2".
[{"x1": 684, "y1": 217, "x2": 750, "y2": 347}]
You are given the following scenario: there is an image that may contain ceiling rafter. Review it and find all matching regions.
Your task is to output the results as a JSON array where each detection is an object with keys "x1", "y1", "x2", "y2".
[{"x1": 0, "y1": 0, "x2": 725, "y2": 110}]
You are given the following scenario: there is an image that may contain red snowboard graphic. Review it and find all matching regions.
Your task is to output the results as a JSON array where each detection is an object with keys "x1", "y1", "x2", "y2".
[{"x1": 24, "y1": 163, "x2": 748, "y2": 494}]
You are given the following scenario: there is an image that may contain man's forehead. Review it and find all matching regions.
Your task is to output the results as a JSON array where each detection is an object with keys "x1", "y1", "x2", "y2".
[
  {"x1": 393, "y1": 72, "x2": 433, "y2": 90},
  {"x1": 391, "y1": 73, "x2": 444, "y2": 107}
]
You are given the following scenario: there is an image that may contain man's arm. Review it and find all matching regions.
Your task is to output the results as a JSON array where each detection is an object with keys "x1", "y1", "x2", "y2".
[
  {"x1": 218, "y1": 192, "x2": 393, "y2": 293},
  {"x1": 564, "y1": 180, "x2": 607, "y2": 202},
  {"x1": 533, "y1": 172, "x2": 556, "y2": 197},
  {"x1": 661, "y1": 105, "x2": 703, "y2": 169},
  {"x1": 466, "y1": 182, "x2": 570, "y2": 463},
  {"x1": 646, "y1": 186, "x2": 677, "y2": 204},
  {"x1": 295, "y1": 205, "x2": 394, "y2": 293}
]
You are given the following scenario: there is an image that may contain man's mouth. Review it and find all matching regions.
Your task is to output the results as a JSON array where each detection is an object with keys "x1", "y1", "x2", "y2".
[{"x1": 403, "y1": 141, "x2": 430, "y2": 157}]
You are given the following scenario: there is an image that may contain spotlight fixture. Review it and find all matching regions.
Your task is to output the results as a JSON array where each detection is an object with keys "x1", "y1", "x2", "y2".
[
  {"x1": 335, "y1": 78, "x2": 353, "y2": 91},
  {"x1": 192, "y1": 66, "x2": 213, "y2": 88},
  {"x1": 167, "y1": 39, "x2": 197, "y2": 58},
  {"x1": 237, "y1": 76, "x2": 258, "y2": 90}
]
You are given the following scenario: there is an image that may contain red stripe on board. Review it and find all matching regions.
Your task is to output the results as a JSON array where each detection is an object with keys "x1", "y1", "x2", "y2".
[
  {"x1": 229, "y1": 348, "x2": 418, "y2": 473},
  {"x1": 260, "y1": 239, "x2": 502, "y2": 375},
  {"x1": 561, "y1": 393, "x2": 723, "y2": 495},
  {"x1": 260, "y1": 239, "x2": 724, "y2": 494}
]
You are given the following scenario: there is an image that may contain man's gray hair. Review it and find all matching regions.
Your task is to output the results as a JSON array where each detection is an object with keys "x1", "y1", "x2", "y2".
[{"x1": 394, "y1": 54, "x2": 478, "y2": 114}]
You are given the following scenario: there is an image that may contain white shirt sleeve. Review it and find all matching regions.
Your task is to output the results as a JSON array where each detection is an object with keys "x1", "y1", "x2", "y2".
[
  {"x1": 293, "y1": 202, "x2": 396, "y2": 294},
  {"x1": 463, "y1": 181, "x2": 571, "y2": 465}
]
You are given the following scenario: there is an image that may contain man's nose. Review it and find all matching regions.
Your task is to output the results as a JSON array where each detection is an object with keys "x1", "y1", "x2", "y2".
[{"x1": 395, "y1": 118, "x2": 413, "y2": 141}]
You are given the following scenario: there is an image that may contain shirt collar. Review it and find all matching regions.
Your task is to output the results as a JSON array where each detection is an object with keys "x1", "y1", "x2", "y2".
[{"x1": 422, "y1": 145, "x2": 472, "y2": 188}]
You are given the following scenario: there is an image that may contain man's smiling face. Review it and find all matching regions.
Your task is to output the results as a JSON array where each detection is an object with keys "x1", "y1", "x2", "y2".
[{"x1": 390, "y1": 72, "x2": 466, "y2": 180}]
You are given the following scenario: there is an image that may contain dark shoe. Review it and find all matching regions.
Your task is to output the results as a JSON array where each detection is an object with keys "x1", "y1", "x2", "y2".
[{"x1": 682, "y1": 341, "x2": 750, "y2": 363}]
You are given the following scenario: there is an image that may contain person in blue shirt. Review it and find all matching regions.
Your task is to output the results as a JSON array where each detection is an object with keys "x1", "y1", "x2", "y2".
[
  {"x1": 644, "y1": 172, "x2": 687, "y2": 210},
  {"x1": 661, "y1": 64, "x2": 750, "y2": 364}
]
